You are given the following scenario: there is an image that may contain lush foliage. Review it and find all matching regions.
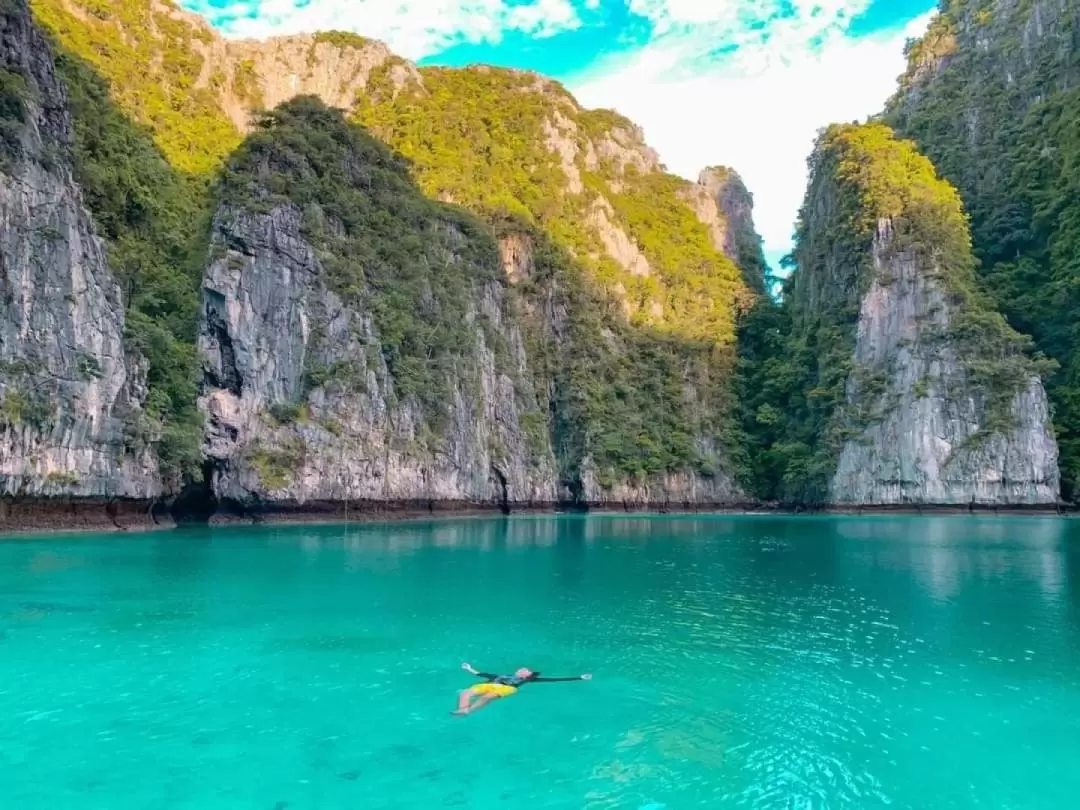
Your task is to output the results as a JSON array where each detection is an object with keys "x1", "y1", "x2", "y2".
[
  {"x1": 0, "y1": 65, "x2": 29, "y2": 160},
  {"x1": 502, "y1": 221, "x2": 738, "y2": 487},
  {"x1": 356, "y1": 66, "x2": 746, "y2": 345},
  {"x1": 311, "y1": 30, "x2": 371, "y2": 50},
  {"x1": 885, "y1": 0, "x2": 1080, "y2": 498},
  {"x1": 218, "y1": 96, "x2": 502, "y2": 420},
  {"x1": 31, "y1": 0, "x2": 240, "y2": 174},
  {"x1": 737, "y1": 123, "x2": 1049, "y2": 502},
  {"x1": 55, "y1": 47, "x2": 207, "y2": 477},
  {"x1": 30, "y1": 0, "x2": 753, "y2": 491},
  {"x1": 356, "y1": 65, "x2": 747, "y2": 484}
]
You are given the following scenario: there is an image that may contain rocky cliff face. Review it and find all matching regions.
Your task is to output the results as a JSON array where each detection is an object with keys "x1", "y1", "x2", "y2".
[
  {"x1": 7, "y1": 0, "x2": 755, "y2": 518},
  {"x1": 883, "y1": 0, "x2": 1080, "y2": 500},
  {"x1": 829, "y1": 220, "x2": 1059, "y2": 505},
  {"x1": 198, "y1": 31, "x2": 420, "y2": 134},
  {"x1": 192, "y1": 98, "x2": 747, "y2": 514},
  {"x1": 785, "y1": 123, "x2": 1060, "y2": 506},
  {"x1": 13, "y1": 0, "x2": 1064, "y2": 518},
  {"x1": 352, "y1": 68, "x2": 753, "y2": 507},
  {"x1": 689, "y1": 167, "x2": 767, "y2": 292},
  {"x1": 198, "y1": 202, "x2": 559, "y2": 510},
  {"x1": 0, "y1": 0, "x2": 159, "y2": 509}
]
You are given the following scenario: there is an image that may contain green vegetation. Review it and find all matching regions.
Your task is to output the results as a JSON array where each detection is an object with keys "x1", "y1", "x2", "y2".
[
  {"x1": 355, "y1": 65, "x2": 745, "y2": 345},
  {"x1": 0, "y1": 66, "x2": 29, "y2": 158},
  {"x1": 31, "y1": 0, "x2": 239, "y2": 174},
  {"x1": 732, "y1": 292, "x2": 800, "y2": 498},
  {"x1": 355, "y1": 65, "x2": 748, "y2": 485},
  {"x1": 44, "y1": 470, "x2": 79, "y2": 487},
  {"x1": 0, "y1": 387, "x2": 54, "y2": 431},
  {"x1": 266, "y1": 402, "x2": 306, "y2": 426},
  {"x1": 52, "y1": 46, "x2": 207, "y2": 478},
  {"x1": 233, "y1": 59, "x2": 263, "y2": 108},
  {"x1": 312, "y1": 31, "x2": 370, "y2": 50},
  {"x1": 247, "y1": 438, "x2": 306, "y2": 491},
  {"x1": 605, "y1": 171, "x2": 747, "y2": 340},
  {"x1": 884, "y1": 0, "x2": 1080, "y2": 497},
  {"x1": 75, "y1": 353, "x2": 102, "y2": 380},
  {"x1": 736, "y1": 123, "x2": 1049, "y2": 502},
  {"x1": 357, "y1": 68, "x2": 576, "y2": 233},
  {"x1": 506, "y1": 223, "x2": 737, "y2": 487},
  {"x1": 218, "y1": 96, "x2": 501, "y2": 422},
  {"x1": 577, "y1": 107, "x2": 637, "y2": 141}
]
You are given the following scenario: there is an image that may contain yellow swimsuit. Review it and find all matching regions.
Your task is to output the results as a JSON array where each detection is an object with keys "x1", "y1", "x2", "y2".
[
  {"x1": 469, "y1": 671, "x2": 582, "y2": 696},
  {"x1": 473, "y1": 682, "x2": 517, "y2": 697}
]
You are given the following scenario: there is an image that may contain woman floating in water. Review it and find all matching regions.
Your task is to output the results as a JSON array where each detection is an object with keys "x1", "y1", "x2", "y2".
[{"x1": 453, "y1": 662, "x2": 592, "y2": 715}]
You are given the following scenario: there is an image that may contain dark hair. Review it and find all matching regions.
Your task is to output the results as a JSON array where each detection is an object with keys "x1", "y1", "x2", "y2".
[{"x1": 528, "y1": 671, "x2": 541, "y2": 679}]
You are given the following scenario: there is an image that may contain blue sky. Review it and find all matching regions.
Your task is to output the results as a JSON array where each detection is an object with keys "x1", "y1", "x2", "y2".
[{"x1": 182, "y1": 0, "x2": 937, "y2": 269}]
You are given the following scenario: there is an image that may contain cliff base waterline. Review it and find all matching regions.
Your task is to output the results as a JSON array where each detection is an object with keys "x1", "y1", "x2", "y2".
[
  {"x1": 2, "y1": 497, "x2": 1075, "y2": 535},
  {"x1": 0, "y1": 497, "x2": 173, "y2": 534}
]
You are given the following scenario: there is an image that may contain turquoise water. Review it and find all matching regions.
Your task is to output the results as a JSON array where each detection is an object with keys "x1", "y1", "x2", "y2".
[{"x1": 2, "y1": 515, "x2": 1080, "y2": 809}]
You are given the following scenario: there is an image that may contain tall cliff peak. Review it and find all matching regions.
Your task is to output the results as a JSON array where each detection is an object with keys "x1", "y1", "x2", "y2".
[
  {"x1": 355, "y1": 63, "x2": 747, "y2": 342},
  {"x1": 31, "y1": 0, "x2": 751, "y2": 345},
  {"x1": 197, "y1": 96, "x2": 560, "y2": 507},
  {"x1": 883, "y1": 0, "x2": 1080, "y2": 499},
  {"x1": 29, "y1": 0, "x2": 416, "y2": 171},
  {"x1": 195, "y1": 95, "x2": 746, "y2": 509},
  {"x1": 690, "y1": 166, "x2": 767, "y2": 293},
  {"x1": 785, "y1": 122, "x2": 1059, "y2": 505}
]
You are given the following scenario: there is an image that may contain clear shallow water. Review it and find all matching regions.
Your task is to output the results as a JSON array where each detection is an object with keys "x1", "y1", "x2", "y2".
[{"x1": 2, "y1": 515, "x2": 1080, "y2": 809}]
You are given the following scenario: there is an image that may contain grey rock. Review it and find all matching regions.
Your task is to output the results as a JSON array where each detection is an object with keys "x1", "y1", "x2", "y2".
[
  {"x1": 196, "y1": 204, "x2": 747, "y2": 510},
  {"x1": 586, "y1": 198, "x2": 652, "y2": 279},
  {"x1": 0, "y1": 0, "x2": 159, "y2": 499},
  {"x1": 197, "y1": 204, "x2": 560, "y2": 507},
  {"x1": 829, "y1": 220, "x2": 1059, "y2": 505}
]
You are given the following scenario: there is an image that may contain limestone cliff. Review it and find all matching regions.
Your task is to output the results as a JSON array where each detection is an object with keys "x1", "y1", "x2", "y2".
[
  {"x1": 883, "y1": 0, "x2": 1080, "y2": 499},
  {"x1": 192, "y1": 98, "x2": 746, "y2": 514},
  {"x1": 199, "y1": 205, "x2": 558, "y2": 510},
  {"x1": 829, "y1": 219, "x2": 1058, "y2": 505},
  {"x1": 17, "y1": 0, "x2": 755, "y2": 515},
  {"x1": 786, "y1": 123, "x2": 1059, "y2": 506},
  {"x1": 688, "y1": 167, "x2": 767, "y2": 292},
  {"x1": 0, "y1": 0, "x2": 159, "y2": 511},
  {"x1": 197, "y1": 100, "x2": 557, "y2": 508},
  {"x1": 353, "y1": 69, "x2": 752, "y2": 506}
]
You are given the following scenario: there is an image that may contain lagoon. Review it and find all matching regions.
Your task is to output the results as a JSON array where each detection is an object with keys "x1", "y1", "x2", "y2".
[{"x1": 2, "y1": 515, "x2": 1079, "y2": 808}]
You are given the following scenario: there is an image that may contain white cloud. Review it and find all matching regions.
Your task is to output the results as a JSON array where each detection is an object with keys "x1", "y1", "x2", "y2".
[
  {"x1": 186, "y1": 0, "x2": 583, "y2": 59},
  {"x1": 570, "y1": 3, "x2": 934, "y2": 267}
]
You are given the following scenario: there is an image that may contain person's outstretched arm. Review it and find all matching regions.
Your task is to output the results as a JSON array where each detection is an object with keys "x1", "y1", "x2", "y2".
[
  {"x1": 461, "y1": 662, "x2": 498, "y2": 680},
  {"x1": 531, "y1": 673, "x2": 592, "y2": 682}
]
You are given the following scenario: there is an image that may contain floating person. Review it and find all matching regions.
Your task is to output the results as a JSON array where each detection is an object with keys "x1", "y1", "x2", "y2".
[{"x1": 453, "y1": 662, "x2": 592, "y2": 715}]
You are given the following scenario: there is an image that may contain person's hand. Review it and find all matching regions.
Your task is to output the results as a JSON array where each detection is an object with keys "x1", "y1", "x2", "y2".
[
  {"x1": 581, "y1": 673, "x2": 592, "y2": 680},
  {"x1": 461, "y1": 662, "x2": 475, "y2": 672}
]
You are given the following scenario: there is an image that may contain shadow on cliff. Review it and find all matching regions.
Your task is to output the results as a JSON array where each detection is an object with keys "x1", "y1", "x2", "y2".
[
  {"x1": 483, "y1": 207, "x2": 742, "y2": 507},
  {"x1": 19, "y1": 13, "x2": 746, "y2": 524},
  {"x1": 192, "y1": 95, "x2": 745, "y2": 517}
]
